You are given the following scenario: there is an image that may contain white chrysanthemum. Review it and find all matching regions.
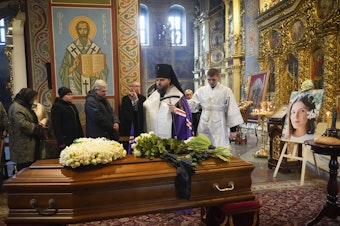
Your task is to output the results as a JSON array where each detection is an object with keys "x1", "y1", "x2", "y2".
[
  {"x1": 59, "y1": 137, "x2": 127, "y2": 168},
  {"x1": 301, "y1": 80, "x2": 314, "y2": 92}
]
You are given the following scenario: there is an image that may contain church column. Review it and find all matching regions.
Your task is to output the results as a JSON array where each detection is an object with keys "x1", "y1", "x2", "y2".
[
  {"x1": 11, "y1": 11, "x2": 27, "y2": 95},
  {"x1": 224, "y1": 0, "x2": 230, "y2": 59},
  {"x1": 322, "y1": 33, "x2": 338, "y2": 117},
  {"x1": 193, "y1": 16, "x2": 200, "y2": 91},
  {"x1": 231, "y1": 0, "x2": 243, "y2": 102}
]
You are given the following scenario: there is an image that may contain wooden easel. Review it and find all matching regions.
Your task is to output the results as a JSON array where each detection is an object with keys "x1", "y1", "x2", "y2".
[{"x1": 273, "y1": 141, "x2": 319, "y2": 186}]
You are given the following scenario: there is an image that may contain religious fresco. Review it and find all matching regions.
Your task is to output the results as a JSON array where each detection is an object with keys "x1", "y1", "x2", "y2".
[
  {"x1": 51, "y1": 7, "x2": 114, "y2": 96},
  {"x1": 290, "y1": 19, "x2": 305, "y2": 43},
  {"x1": 311, "y1": 48, "x2": 324, "y2": 89}
]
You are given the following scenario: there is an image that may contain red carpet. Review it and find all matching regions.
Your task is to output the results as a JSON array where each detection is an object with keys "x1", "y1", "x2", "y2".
[{"x1": 254, "y1": 181, "x2": 339, "y2": 226}]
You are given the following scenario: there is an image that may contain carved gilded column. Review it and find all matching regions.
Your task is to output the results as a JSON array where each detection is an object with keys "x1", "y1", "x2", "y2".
[
  {"x1": 274, "y1": 54, "x2": 286, "y2": 107},
  {"x1": 232, "y1": 0, "x2": 242, "y2": 56},
  {"x1": 321, "y1": 33, "x2": 338, "y2": 116},
  {"x1": 231, "y1": 0, "x2": 244, "y2": 102},
  {"x1": 224, "y1": 0, "x2": 230, "y2": 59}
]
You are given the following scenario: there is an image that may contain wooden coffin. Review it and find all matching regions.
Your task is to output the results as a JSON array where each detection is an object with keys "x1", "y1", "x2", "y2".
[{"x1": 3, "y1": 156, "x2": 255, "y2": 224}]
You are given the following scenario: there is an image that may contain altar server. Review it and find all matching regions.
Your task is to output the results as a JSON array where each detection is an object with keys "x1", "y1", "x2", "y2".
[{"x1": 189, "y1": 68, "x2": 243, "y2": 146}]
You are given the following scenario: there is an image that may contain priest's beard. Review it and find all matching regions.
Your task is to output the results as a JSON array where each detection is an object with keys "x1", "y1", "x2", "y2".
[
  {"x1": 79, "y1": 35, "x2": 89, "y2": 46},
  {"x1": 157, "y1": 86, "x2": 167, "y2": 97}
]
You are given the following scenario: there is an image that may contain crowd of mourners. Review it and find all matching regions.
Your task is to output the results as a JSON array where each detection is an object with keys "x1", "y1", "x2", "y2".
[{"x1": 0, "y1": 64, "x2": 243, "y2": 175}]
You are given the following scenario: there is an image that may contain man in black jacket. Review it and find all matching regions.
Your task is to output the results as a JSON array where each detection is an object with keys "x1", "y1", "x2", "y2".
[
  {"x1": 119, "y1": 82, "x2": 146, "y2": 137},
  {"x1": 85, "y1": 79, "x2": 120, "y2": 141},
  {"x1": 120, "y1": 81, "x2": 146, "y2": 145}
]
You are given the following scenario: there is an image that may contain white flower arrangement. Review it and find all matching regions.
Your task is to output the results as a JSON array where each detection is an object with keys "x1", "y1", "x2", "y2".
[
  {"x1": 59, "y1": 137, "x2": 127, "y2": 168},
  {"x1": 301, "y1": 79, "x2": 314, "y2": 92}
]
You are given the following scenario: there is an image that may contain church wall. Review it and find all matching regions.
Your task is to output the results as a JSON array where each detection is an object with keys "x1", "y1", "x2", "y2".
[
  {"x1": 140, "y1": 0, "x2": 196, "y2": 97},
  {"x1": 256, "y1": 0, "x2": 339, "y2": 118},
  {"x1": 23, "y1": 0, "x2": 141, "y2": 127}
]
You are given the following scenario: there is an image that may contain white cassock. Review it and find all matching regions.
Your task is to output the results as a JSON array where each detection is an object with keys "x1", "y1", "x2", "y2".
[
  {"x1": 143, "y1": 85, "x2": 183, "y2": 138},
  {"x1": 190, "y1": 83, "x2": 244, "y2": 146}
]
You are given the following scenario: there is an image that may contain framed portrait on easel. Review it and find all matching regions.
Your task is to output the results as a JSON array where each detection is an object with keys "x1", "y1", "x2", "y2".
[
  {"x1": 246, "y1": 71, "x2": 269, "y2": 122},
  {"x1": 281, "y1": 89, "x2": 324, "y2": 143}
]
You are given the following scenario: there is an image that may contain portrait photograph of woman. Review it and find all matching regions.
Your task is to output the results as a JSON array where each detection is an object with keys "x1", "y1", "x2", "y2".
[{"x1": 281, "y1": 89, "x2": 324, "y2": 143}]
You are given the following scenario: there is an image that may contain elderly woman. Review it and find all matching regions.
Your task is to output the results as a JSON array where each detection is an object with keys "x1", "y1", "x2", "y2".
[{"x1": 8, "y1": 88, "x2": 44, "y2": 172}]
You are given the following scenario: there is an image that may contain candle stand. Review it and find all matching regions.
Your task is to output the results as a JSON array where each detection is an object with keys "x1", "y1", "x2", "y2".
[{"x1": 251, "y1": 102, "x2": 274, "y2": 158}]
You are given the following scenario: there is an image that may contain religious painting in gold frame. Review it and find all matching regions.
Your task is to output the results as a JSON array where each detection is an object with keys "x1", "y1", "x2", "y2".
[
  {"x1": 290, "y1": 19, "x2": 305, "y2": 43},
  {"x1": 315, "y1": 0, "x2": 335, "y2": 20},
  {"x1": 246, "y1": 71, "x2": 269, "y2": 121},
  {"x1": 269, "y1": 30, "x2": 280, "y2": 49},
  {"x1": 310, "y1": 48, "x2": 324, "y2": 89}
]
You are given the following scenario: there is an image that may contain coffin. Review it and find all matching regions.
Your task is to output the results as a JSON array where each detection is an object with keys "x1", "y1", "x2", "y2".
[{"x1": 3, "y1": 155, "x2": 255, "y2": 224}]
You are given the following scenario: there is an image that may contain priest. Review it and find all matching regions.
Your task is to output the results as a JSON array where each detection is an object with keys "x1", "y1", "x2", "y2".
[{"x1": 143, "y1": 64, "x2": 193, "y2": 140}]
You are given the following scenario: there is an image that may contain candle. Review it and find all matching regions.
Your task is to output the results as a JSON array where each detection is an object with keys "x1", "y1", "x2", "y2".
[
  {"x1": 326, "y1": 111, "x2": 330, "y2": 119},
  {"x1": 326, "y1": 111, "x2": 331, "y2": 136}
]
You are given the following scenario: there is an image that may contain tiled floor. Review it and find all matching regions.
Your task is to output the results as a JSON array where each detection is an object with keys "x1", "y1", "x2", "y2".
[{"x1": 229, "y1": 127, "x2": 321, "y2": 184}]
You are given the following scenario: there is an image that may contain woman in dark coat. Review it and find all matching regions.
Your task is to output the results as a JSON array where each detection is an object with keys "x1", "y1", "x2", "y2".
[
  {"x1": 51, "y1": 87, "x2": 84, "y2": 152},
  {"x1": 8, "y1": 88, "x2": 44, "y2": 172}
]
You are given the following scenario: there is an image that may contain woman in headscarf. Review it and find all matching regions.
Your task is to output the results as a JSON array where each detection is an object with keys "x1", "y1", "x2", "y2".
[
  {"x1": 51, "y1": 87, "x2": 84, "y2": 152},
  {"x1": 8, "y1": 88, "x2": 44, "y2": 173}
]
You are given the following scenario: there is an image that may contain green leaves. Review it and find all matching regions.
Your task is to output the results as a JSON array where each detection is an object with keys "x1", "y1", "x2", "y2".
[
  {"x1": 185, "y1": 134, "x2": 212, "y2": 151},
  {"x1": 132, "y1": 132, "x2": 233, "y2": 167}
]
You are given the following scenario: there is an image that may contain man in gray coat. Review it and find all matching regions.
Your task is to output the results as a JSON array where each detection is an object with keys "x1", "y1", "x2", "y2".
[{"x1": 85, "y1": 79, "x2": 120, "y2": 141}]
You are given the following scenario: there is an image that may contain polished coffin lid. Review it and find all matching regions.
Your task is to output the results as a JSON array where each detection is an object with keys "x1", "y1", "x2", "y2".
[{"x1": 3, "y1": 155, "x2": 255, "y2": 224}]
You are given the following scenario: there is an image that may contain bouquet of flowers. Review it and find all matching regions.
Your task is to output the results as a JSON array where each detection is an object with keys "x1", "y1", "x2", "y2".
[
  {"x1": 59, "y1": 137, "x2": 126, "y2": 168},
  {"x1": 132, "y1": 132, "x2": 233, "y2": 167}
]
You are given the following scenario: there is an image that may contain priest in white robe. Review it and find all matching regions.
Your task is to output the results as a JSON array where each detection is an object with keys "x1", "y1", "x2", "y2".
[
  {"x1": 143, "y1": 64, "x2": 193, "y2": 140},
  {"x1": 189, "y1": 68, "x2": 244, "y2": 146}
]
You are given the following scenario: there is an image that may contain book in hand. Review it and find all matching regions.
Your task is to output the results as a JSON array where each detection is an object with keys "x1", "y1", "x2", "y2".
[{"x1": 77, "y1": 54, "x2": 106, "y2": 78}]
